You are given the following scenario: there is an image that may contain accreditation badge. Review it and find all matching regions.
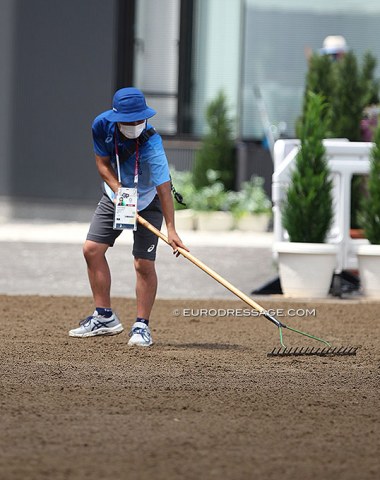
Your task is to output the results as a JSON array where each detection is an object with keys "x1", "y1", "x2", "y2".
[{"x1": 113, "y1": 187, "x2": 138, "y2": 230}]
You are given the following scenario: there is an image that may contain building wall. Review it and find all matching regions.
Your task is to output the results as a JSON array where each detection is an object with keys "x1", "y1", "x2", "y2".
[
  {"x1": 0, "y1": 0, "x2": 16, "y2": 199},
  {"x1": 7, "y1": 0, "x2": 117, "y2": 208}
]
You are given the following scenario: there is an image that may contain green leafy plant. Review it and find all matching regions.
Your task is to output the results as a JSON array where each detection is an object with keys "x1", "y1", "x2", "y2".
[
  {"x1": 360, "y1": 122, "x2": 380, "y2": 244},
  {"x1": 282, "y1": 92, "x2": 333, "y2": 243},
  {"x1": 229, "y1": 176, "x2": 272, "y2": 219},
  {"x1": 169, "y1": 167, "x2": 196, "y2": 211},
  {"x1": 192, "y1": 90, "x2": 235, "y2": 190},
  {"x1": 191, "y1": 170, "x2": 230, "y2": 212}
]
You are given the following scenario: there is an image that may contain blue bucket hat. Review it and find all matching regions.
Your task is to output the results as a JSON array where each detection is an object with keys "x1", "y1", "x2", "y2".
[{"x1": 105, "y1": 87, "x2": 156, "y2": 122}]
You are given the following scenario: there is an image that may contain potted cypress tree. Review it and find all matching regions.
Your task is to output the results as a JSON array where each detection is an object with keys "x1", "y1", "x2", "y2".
[
  {"x1": 191, "y1": 91, "x2": 235, "y2": 231},
  {"x1": 192, "y1": 90, "x2": 235, "y2": 191},
  {"x1": 274, "y1": 92, "x2": 338, "y2": 297},
  {"x1": 357, "y1": 122, "x2": 380, "y2": 297}
]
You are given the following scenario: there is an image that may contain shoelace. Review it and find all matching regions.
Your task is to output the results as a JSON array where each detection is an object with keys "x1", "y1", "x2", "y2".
[
  {"x1": 129, "y1": 327, "x2": 150, "y2": 342},
  {"x1": 79, "y1": 315, "x2": 93, "y2": 326}
]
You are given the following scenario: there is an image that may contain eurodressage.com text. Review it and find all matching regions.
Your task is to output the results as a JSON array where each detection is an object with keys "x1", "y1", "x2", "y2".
[{"x1": 172, "y1": 308, "x2": 317, "y2": 318}]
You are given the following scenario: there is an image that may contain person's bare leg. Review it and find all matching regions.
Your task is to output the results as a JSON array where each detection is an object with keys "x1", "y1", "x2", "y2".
[
  {"x1": 83, "y1": 240, "x2": 111, "y2": 308},
  {"x1": 134, "y1": 257, "x2": 157, "y2": 319}
]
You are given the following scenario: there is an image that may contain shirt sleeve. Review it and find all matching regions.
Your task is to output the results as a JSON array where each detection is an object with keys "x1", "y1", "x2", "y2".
[
  {"x1": 92, "y1": 116, "x2": 112, "y2": 157},
  {"x1": 149, "y1": 151, "x2": 171, "y2": 187}
]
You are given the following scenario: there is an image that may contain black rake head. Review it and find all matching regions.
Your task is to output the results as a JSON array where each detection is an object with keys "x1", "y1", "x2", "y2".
[{"x1": 267, "y1": 346, "x2": 358, "y2": 357}]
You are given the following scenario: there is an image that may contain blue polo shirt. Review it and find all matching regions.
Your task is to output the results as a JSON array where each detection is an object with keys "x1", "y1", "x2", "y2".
[{"x1": 92, "y1": 111, "x2": 170, "y2": 211}]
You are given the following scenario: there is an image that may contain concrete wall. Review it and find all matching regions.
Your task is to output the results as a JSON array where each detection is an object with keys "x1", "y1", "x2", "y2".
[{"x1": 1, "y1": 0, "x2": 117, "y2": 218}]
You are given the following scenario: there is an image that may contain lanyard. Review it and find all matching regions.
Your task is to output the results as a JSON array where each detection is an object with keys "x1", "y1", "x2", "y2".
[{"x1": 114, "y1": 131, "x2": 139, "y2": 186}]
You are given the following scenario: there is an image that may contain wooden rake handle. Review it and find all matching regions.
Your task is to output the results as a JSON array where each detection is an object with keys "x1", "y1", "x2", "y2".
[{"x1": 136, "y1": 214, "x2": 267, "y2": 315}]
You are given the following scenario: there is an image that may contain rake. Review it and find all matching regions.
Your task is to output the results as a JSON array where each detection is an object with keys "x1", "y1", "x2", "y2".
[{"x1": 137, "y1": 215, "x2": 358, "y2": 357}]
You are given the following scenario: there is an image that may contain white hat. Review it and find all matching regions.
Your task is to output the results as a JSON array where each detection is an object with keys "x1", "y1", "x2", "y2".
[{"x1": 320, "y1": 35, "x2": 348, "y2": 55}]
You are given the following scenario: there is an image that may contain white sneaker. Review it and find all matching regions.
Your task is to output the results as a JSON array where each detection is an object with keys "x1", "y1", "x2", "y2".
[
  {"x1": 127, "y1": 322, "x2": 153, "y2": 347},
  {"x1": 69, "y1": 311, "x2": 123, "y2": 338}
]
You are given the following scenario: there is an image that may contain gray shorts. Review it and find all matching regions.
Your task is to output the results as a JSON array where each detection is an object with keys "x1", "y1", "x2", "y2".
[{"x1": 87, "y1": 194, "x2": 163, "y2": 260}]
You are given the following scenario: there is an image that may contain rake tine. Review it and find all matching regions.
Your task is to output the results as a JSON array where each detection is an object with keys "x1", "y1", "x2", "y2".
[{"x1": 267, "y1": 344, "x2": 359, "y2": 357}]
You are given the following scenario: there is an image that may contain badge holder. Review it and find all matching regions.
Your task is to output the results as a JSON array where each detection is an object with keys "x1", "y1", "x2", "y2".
[
  {"x1": 113, "y1": 186, "x2": 138, "y2": 230},
  {"x1": 113, "y1": 140, "x2": 138, "y2": 231}
]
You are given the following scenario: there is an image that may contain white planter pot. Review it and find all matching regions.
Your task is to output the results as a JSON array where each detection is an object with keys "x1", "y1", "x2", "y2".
[
  {"x1": 196, "y1": 211, "x2": 234, "y2": 231},
  {"x1": 274, "y1": 242, "x2": 338, "y2": 298},
  {"x1": 357, "y1": 244, "x2": 380, "y2": 298},
  {"x1": 236, "y1": 213, "x2": 269, "y2": 232},
  {"x1": 174, "y1": 209, "x2": 196, "y2": 231}
]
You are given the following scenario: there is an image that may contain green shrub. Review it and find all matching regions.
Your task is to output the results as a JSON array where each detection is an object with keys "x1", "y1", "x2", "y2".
[
  {"x1": 229, "y1": 176, "x2": 272, "y2": 219},
  {"x1": 332, "y1": 51, "x2": 364, "y2": 141},
  {"x1": 171, "y1": 166, "x2": 271, "y2": 217},
  {"x1": 191, "y1": 170, "x2": 230, "y2": 212},
  {"x1": 298, "y1": 50, "x2": 379, "y2": 141},
  {"x1": 296, "y1": 53, "x2": 334, "y2": 137},
  {"x1": 360, "y1": 51, "x2": 380, "y2": 107},
  {"x1": 283, "y1": 92, "x2": 333, "y2": 243},
  {"x1": 192, "y1": 90, "x2": 235, "y2": 190},
  {"x1": 360, "y1": 122, "x2": 380, "y2": 244}
]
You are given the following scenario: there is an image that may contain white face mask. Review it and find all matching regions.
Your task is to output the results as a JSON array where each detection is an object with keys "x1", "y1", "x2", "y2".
[{"x1": 118, "y1": 121, "x2": 146, "y2": 139}]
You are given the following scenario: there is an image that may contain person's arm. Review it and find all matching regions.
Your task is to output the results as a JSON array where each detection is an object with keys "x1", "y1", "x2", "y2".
[
  {"x1": 95, "y1": 154, "x2": 121, "y2": 195},
  {"x1": 156, "y1": 181, "x2": 189, "y2": 255}
]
